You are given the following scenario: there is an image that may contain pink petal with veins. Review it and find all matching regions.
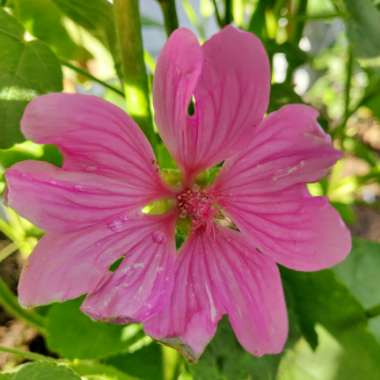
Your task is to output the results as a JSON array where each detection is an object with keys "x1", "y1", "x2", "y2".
[
  {"x1": 213, "y1": 104, "x2": 351, "y2": 270},
  {"x1": 19, "y1": 213, "x2": 176, "y2": 310},
  {"x1": 21, "y1": 93, "x2": 166, "y2": 189},
  {"x1": 144, "y1": 226, "x2": 287, "y2": 360},
  {"x1": 5, "y1": 160, "x2": 170, "y2": 233},
  {"x1": 153, "y1": 26, "x2": 270, "y2": 181},
  {"x1": 82, "y1": 214, "x2": 176, "y2": 323}
]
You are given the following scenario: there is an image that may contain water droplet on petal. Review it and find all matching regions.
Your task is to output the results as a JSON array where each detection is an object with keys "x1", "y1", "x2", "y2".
[
  {"x1": 85, "y1": 165, "x2": 98, "y2": 172},
  {"x1": 108, "y1": 219, "x2": 124, "y2": 232},
  {"x1": 74, "y1": 184, "x2": 84, "y2": 191},
  {"x1": 152, "y1": 231, "x2": 167, "y2": 244}
]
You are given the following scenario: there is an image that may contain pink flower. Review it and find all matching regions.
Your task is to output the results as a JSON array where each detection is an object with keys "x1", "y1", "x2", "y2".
[{"x1": 5, "y1": 26, "x2": 351, "y2": 360}]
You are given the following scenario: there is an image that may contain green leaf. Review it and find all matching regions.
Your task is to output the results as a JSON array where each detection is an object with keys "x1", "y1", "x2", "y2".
[
  {"x1": 8, "y1": 362, "x2": 81, "y2": 380},
  {"x1": 283, "y1": 268, "x2": 380, "y2": 379},
  {"x1": 190, "y1": 318, "x2": 281, "y2": 380},
  {"x1": 69, "y1": 361, "x2": 138, "y2": 380},
  {"x1": 104, "y1": 344, "x2": 164, "y2": 380},
  {"x1": 0, "y1": 143, "x2": 61, "y2": 172},
  {"x1": 0, "y1": 374, "x2": 13, "y2": 380},
  {"x1": 51, "y1": 0, "x2": 120, "y2": 75},
  {"x1": 333, "y1": 238, "x2": 380, "y2": 341},
  {"x1": 13, "y1": 0, "x2": 91, "y2": 61},
  {"x1": 0, "y1": 8, "x2": 62, "y2": 148},
  {"x1": 340, "y1": 0, "x2": 380, "y2": 66},
  {"x1": 46, "y1": 299, "x2": 131, "y2": 359}
]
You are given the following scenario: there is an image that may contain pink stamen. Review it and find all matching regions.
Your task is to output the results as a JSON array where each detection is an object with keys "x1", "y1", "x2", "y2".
[{"x1": 176, "y1": 188, "x2": 215, "y2": 228}]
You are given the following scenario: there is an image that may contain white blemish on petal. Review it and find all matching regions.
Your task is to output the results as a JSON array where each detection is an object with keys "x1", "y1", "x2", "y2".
[
  {"x1": 272, "y1": 160, "x2": 305, "y2": 181},
  {"x1": 205, "y1": 284, "x2": 217, "y2": 321}
]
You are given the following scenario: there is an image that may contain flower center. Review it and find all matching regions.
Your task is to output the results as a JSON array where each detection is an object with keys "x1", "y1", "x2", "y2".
[{"x1": 176, "y1": 188, "x2": 215, "y2": 229}]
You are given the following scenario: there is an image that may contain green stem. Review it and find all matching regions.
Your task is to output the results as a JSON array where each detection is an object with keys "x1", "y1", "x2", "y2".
[
  {"x1": 224, "y1": 0, "x2": 233, "y2": 25},
  {"x1": 113, "y1": 0, "x2": 156, "y2": 147},
  {"x1": 0, "y1": 278, "x2": 46, "y2": 334},
  {"x1": 248, "y1": 0, "x2": 267, "y2": 38},
  {"x1": 291, "y1": 0, "x2": 308, "y2": 43},
  {"x1": 157, "y1": 0, "x2": 179, "y2": 36},
  {"x1": 365, "y1": 304, "x2": 380, "y2": 319},
  {"x1": 0, "y1": 242, "x2": 18, "y2": 263},
  {"x1": 211, "y1": 0, "x2": 224, "y2": 28},
  {"x1": 0, "y1": 345, "x2": 53, "y2": 362},
  {"x1": 60, "y1": 60, "x2": 124, "y2": 97},
  {"x1": 332, "y1": 46, "x2": 353, "y2": 140},
  {"x1": 291, "y1": 12, "x2": 346, "y2": 21},
  {"x1": 343, "y1": 48, "x2": 353, "y2": 125}
]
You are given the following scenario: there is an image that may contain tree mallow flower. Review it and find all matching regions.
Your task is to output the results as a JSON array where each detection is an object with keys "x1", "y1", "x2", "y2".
[{"x1": 5, "y1": 26, "x2": 351, "y2": 361}]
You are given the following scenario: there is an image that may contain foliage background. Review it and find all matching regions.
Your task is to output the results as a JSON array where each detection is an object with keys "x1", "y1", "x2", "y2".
[{"x1": 0, "y1": 0, "x2": 380, "y2": 379}]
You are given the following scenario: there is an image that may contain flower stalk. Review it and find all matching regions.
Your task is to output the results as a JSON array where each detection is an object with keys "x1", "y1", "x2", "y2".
[
  {"x1": 157, "y1": 0, "x2": 179, "y2": 36},
  {"x1": 113, "y1": 0, "x2": 156, "y2": 147},
  {"x1": 61, "y1": 60, "x2": 125, "y2": 97},
  {"x1": 0, "y1": 278, "x2": 46, "y2": 334}
]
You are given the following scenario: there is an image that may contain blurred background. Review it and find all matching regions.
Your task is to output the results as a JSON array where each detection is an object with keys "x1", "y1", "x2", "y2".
[{"x1": 0, "y1": 0, "x2": 380, "y2": 379}]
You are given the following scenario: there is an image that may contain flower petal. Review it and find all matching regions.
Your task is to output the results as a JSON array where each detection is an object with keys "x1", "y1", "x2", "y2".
[
  {"x1": 153, "y1": 28, "x2": 202, "y2": 175},
  {"x1": 82, "y1": 214, "x2": 176, "y2": 324},
  {"x1": 144, "y1": 226, "x2": 287, "y2": 360},
  {"x1": 5, "y1": 160, "x2": 170, "y2": 233},
  {"x1": 153, "y1": 26, "x2": 270, "y2": 180},
  {"x1": 21, "y1": 93, "x2": 164, "y2": 187},
  {"x1": 213, "y1": 105, "x2": 351, "y2": 270},
  {"x1": 18, "y1": 213, "x2": 175, "y2": 308}
]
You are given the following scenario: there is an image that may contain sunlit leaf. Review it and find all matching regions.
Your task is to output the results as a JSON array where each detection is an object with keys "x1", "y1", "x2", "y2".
[
  {"x1": 0, "y1": 8, "x2": 62, "y2": 148},
  {"x1": 4, "y1": 362, "x2": 81, "y2": 380},
  {"x1": 283, "y1": 268, "x2": 380, "y2": 380},
  {"x1": 46, "y1": 298, "x2": 142, "y2": 359},
  {"x1": 13, "y1": 0, "x2": 91, "y2": 61}
]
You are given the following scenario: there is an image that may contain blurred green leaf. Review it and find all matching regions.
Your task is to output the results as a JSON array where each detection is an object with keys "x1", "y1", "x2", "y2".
[
  {"x1": 334, "y1": 238, "x2": 380, "y2": 342},
  {"x1": 5, "y1": 362, "x2": 81, "y2": 380},
  {"x1": 335, "y1": 239, "x2": 380, "y2": 309},
  {"x1": 13, "y1": 0, "x2": 91, "y2": 61},
  {"x1": 0, "y1": 8, "x2": 62, "y2": 148},
  {"x1": 331, "y1": 202, "x2": 356, "y2": 225},
  {"x1": 0, "y1": 375, "x2": 13, "y2": 379},
  {"x1": 189, "y1": 318, "x2": 281, "y2": 380},
  {"x1": 339, "y1": 0, "x2": 380, "y2": 67},
  {"x1": 69, "y1": 360, "x2": 138, "y2": 380},
  {"x1": 46, "y1": 299, "x2": 131, "y2": 359},
  {"x1": 51, "y1": 0, "x2": 121, "y2": 76},
  {"x1": 0, "y1": 143, "x2": 61, "y2": 173},
  {"x1": 283, "y1": 268, "x2": 380, "y2": 379},
  {"x1": 104, "y1": 344, "x2": 164, "y2": 380}
]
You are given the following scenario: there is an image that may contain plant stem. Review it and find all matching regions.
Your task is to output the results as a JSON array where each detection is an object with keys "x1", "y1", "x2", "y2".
[
  {"x1": 343, "y1": 47, "x2": 353, "y2": 125},
  {"x1": 365, "y1": 304, "x2": 380, "y2": 319},
  {"x1": 0, "y1": 345, "x2": 54, "y2": 362},
  {"x1": 113, "y1": 0, "x2": 157, "y2": 147},
  {"x1": 291, "y1": 0, "x2": 308, "y2": 43},
  {"x1": 332, "y1": 46, "x2": 353, "y2": 140},
  {"x1": 211, "y1": 0, "x2": 224, "y2": 28},
  {"x1": 291, "y1": 12, "x2": 346, "y2": 21},
  {"x1": 157, "y1": 0, "x2": 179, "y2": 36},
  {"x1": 224, "y1": 0, "x2": 233, "y2": 25},
  {"x1": 60, "y1": 60, "x2": 124, "y2": 97},
  {"x1": 0, "y1": 278, "x2": 46, "y2": 334},
  {"x1": 0, "y1": 242, "x2": 18, "y2": 263}
]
